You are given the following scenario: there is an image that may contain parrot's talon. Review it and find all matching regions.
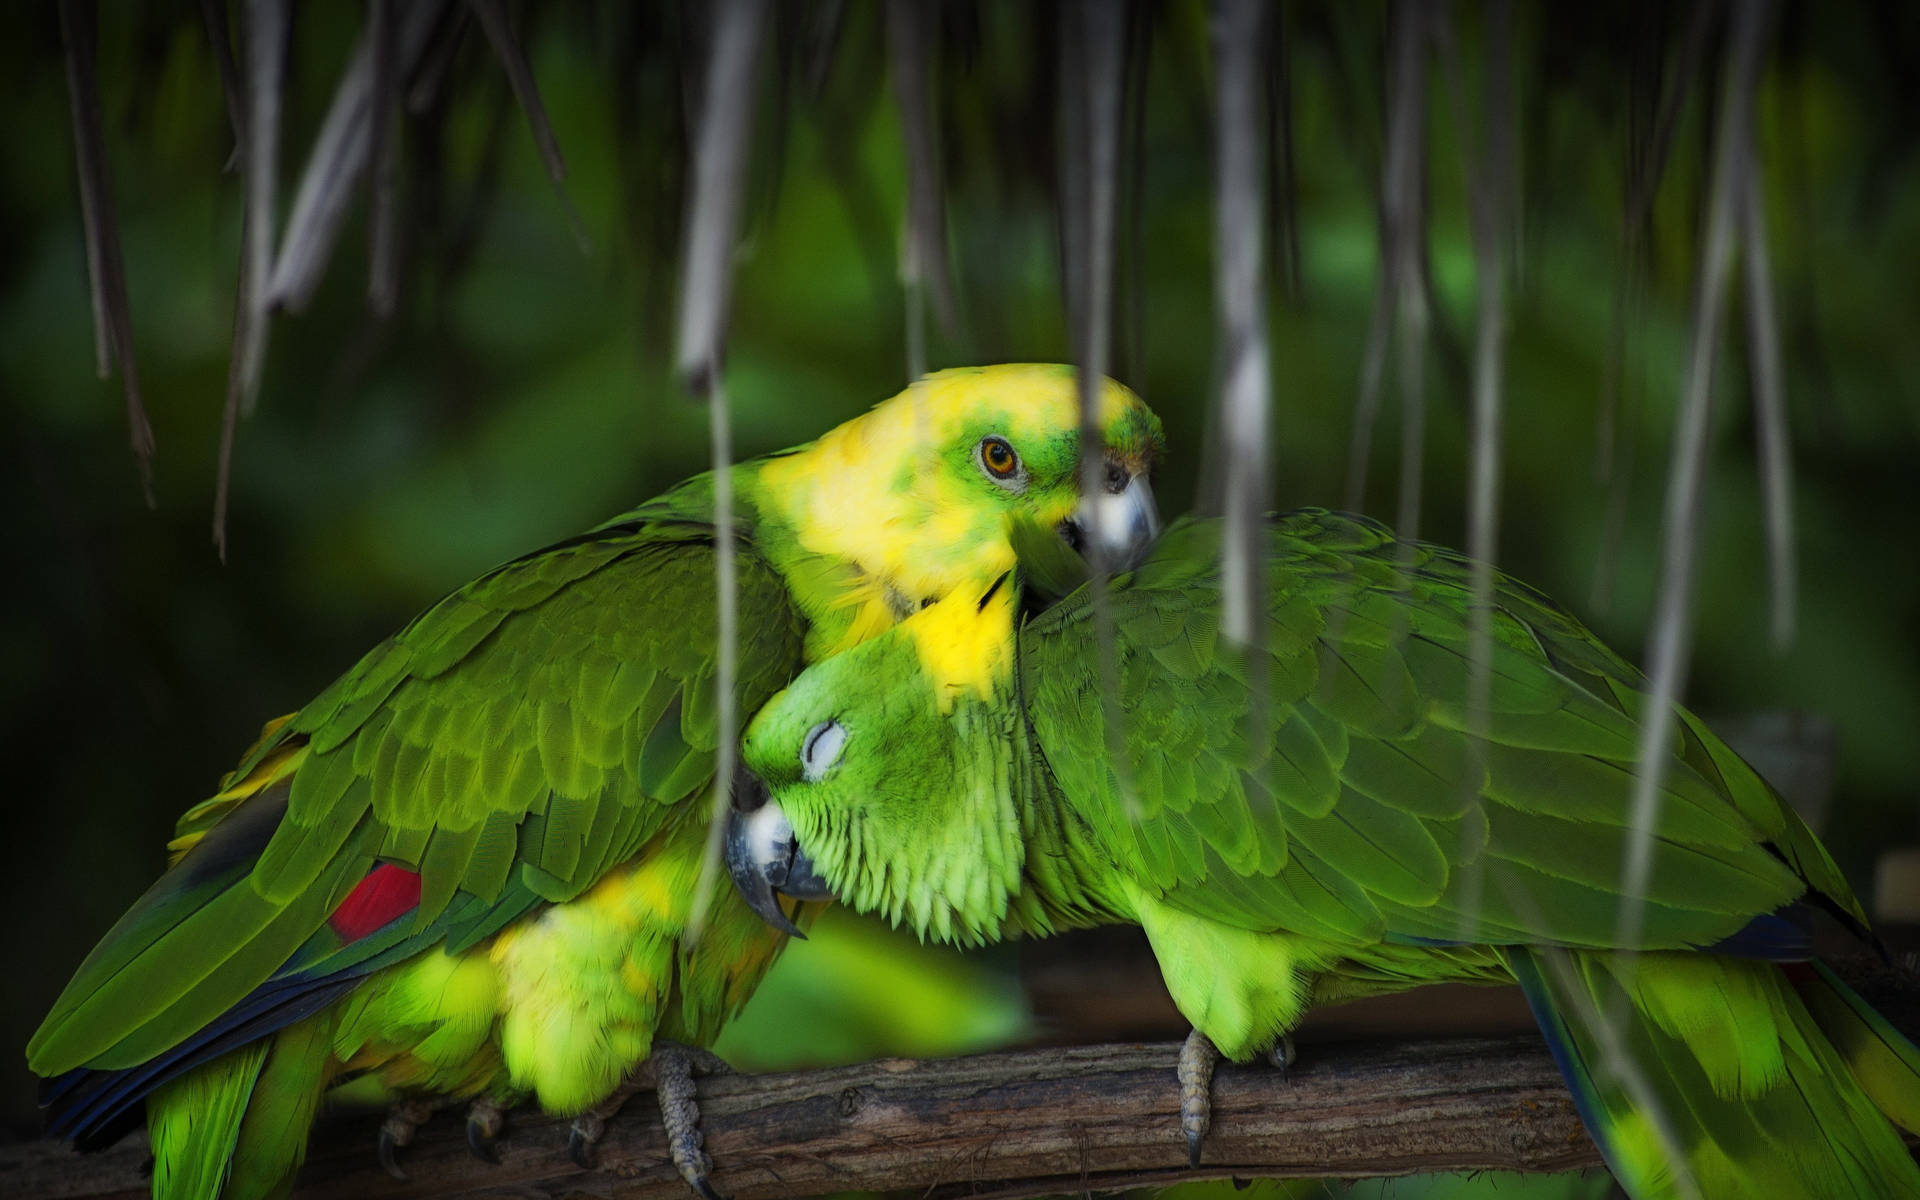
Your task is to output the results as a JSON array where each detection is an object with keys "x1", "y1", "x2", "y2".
[
  {"x1": 1176, "y1": 1029, "x2": 1219, "y2": 1168},
  {"x1": 377, "y1": 1098, "x2": 434, "y2": 1181},
  {"x1": 652, "y1": 1041, "x2": 729, "y2": 1200},
  {"x1": 377, "y1": 1128, "x2": 407, "y2": 1182},
  {"x1": 568, "y1": 1114, "x2": 605, "y2": 1170},
  {"x1": 1268, "y1": 1034, "x2": 1297, "y2": 1076},
  {"x1": 465, "y1": 1096, "x2": 506, "y2": 1164}
]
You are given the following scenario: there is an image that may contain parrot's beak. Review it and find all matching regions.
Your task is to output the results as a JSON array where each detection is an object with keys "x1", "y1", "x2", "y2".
[
  {"x1": 724, "y1": 773, "x2": 831, "y2": 939},
  {"x1": 1064, "y1": 467, "x2": 1160, "y2": 572}
]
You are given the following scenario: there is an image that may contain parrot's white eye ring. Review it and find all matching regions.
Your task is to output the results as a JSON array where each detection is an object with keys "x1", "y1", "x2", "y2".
[
  {"x1": 801, "y1": 719, "x2": 848, "y2": 782},
  {"x1": 976, "y1": 436, "x2": 1027, "y2": 491}
]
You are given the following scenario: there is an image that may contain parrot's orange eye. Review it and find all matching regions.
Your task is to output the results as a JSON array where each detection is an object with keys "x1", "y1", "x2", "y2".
[{"x1": 979, "y1": 436, "x2": 1020, "y2": 481}]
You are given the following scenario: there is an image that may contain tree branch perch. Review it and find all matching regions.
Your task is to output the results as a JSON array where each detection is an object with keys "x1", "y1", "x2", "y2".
[
  {"x1": 0, "y1": 1035, "x2": 1619, "y2": 1200},
  {"x1": 11, "y1": 956, "x2": 1917, "y2": 1199}
]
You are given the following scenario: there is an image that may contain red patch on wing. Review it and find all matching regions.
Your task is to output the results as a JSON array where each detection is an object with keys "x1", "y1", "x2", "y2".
[{"x1": 328, "y1": 863, "x2": 423, "y2": 941}]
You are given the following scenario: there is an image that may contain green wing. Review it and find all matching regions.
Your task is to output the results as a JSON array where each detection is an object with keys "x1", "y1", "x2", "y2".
[
  {"x1": 1020, "y1": 510, "x2": 1861, "y2": 954},
  {"x1": 30, "y1": 490, "x2": 807, "y2": 1075}
]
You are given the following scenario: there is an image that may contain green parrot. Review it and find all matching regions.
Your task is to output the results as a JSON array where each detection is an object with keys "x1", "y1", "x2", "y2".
[
  {"x1": 26, "y1": 363, "x2": 1166, "y2": 1200},
  {"x1": 730, "y1": 510, "x2": 1920, "y2": 1200}
]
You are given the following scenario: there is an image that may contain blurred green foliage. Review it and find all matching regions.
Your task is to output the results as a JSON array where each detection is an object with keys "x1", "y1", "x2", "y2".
[
  {"x1": 3, "y1": 5, "x2": 1917, "y2": 1197},
  {"x1": 713, "y1": 908, "x2": 1030, "y2": 1070}
]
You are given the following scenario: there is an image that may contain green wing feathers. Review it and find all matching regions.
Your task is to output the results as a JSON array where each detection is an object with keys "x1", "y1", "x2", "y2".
[
  {"x1": 744, "y1": 504, "x2": 1914, "y2": 1198},
  {"x1": 147, "y1": 1013, "x2": 335, "y2": 1200},
  {"x1": 28, "y1": 510, "x2": 806, "y2": 1084},
  {"x1": 1024, "y1": 511, "x2": 1848, "y2": 954},
  {"x1": 145, "y1": 1039, "x2": 268, "y2": 1200},
  {"x1": 1510, "y1": 947, "x2": 1918, "y2": 1200},
  {"x1": 1018, "y1": 510, "x2": 1917, "y2": 1198},
  {"x1": 1793, "y1": 961, "x2": 1920, "y2": 1135}
]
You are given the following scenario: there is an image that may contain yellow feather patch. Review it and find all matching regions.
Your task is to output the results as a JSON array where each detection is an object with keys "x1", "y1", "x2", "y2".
[
  {"x1": 820, "y1": 574, "x2": 903, "y2": 659},
  {"x1": 167, "y1": 730, "x2": 308, "y2": 865},
  {"x1": 597, "y1": 845, "x2": 696, "y2": 923},
  {"x1": 619, "y1": 958, "x2": 654, "y2": 995},
  {"x1": 904, "y1": 582, "x2": 1017, "y2": 711},
  {"x1": 486, "y1": 831, "x2": 719, "y2": 1112}
]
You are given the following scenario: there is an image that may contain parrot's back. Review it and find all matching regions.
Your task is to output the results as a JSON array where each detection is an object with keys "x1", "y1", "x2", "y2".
[
  {"x1": 1024, "y1": 511, "x2": 1920, "y2": 1199},
  {"x1": 28, "y1": 495, "x2": 811, "y2": 1200}
]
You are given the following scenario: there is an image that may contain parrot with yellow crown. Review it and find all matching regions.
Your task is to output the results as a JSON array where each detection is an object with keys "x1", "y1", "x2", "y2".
[{"x1": 27, "y1": 364, "x2": 1165, "y2": 1200}]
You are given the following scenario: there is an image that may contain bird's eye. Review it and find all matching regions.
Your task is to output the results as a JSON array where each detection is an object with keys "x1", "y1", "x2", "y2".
[
  {"x1": 978, "y1": 436, "x2": 1022, "y2": 485},
  {"x1": 801, "y1": 719, "x2": 848, "y2": 782}
]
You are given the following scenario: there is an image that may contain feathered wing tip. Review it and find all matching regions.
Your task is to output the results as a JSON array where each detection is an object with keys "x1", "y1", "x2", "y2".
[
  {"x1": 42, "y1": 973, "x2": 359, "y2": 1148},
  {"x1": 1511, "y1": 946, "x2": 1920, "y2": 1200}
]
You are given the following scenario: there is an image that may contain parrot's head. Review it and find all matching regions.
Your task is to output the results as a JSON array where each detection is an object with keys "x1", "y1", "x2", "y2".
[
  {"x1": 757, "y1": 364, "x2": 1164, "y2": 627},
  {"x1": 728, "y1": 582, "x2": 1030, "y2": 946}
]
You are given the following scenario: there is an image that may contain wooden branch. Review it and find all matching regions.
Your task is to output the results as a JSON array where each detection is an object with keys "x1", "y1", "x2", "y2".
[
  {"x1": 5, "y1": 1035, "x2": 1600, "y2": 1200},
  {"x1": 12, "y1": 956, "x2": 1916, "y2": 1200}
]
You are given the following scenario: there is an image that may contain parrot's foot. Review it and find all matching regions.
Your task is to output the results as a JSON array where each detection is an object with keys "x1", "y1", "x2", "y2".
[
  {"x1": 1268, "y1": 1034, "x2": 1297, "y2": 1074},
  {"x1": 568, "y1": 1042, "x2": 732, "y2": 1200},
  {"x1": 377, "y1": 1098, "x2": 437, "y2": 1181},
  {"x1": 567, "y1": 1110, "x2": 607, "y2": 1170},
  {"x1": 651, "y1": 1042, "x2": 731, "y2": 1200},
  {"x1": 1177, "y1": 1029, "x2": 1219, "y2": 1168},
  {"x1": 465, "y1": 1096, "x2": 506, "y2": 1164},
  {"x1": 1174, "y1": 1032, "x2": 1298, "y2": 1166}
]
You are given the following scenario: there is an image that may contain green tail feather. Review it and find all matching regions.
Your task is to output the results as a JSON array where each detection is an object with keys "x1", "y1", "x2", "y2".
[
  {"x1": 148, "y1": 1041, "x2": 268, "y2": 1200},
  {"x1": 147, "y1": 1014, "x2": 332, "y2": 1200},
  {"x1": 1795, "y1": 960, "x2": 1920, "y2": 1135},
  {"x1": 1512, "y1": 946, "x2": 1920, "y2": 1200}
]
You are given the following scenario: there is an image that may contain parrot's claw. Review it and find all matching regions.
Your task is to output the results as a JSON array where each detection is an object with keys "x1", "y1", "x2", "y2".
[
  {"x1": 1177, "y1": 1029, "x2": 1219, "y2": 1168},
  {"x1": 1268, "y1": 1034, "x2": 1297, "y2": 1076},
  {"x1": 377, "y1": 1129, "x2": 404, "y2": 1182},
  {"x1": 465, "y1": 1096, "x2": 506, "y2": 1164},
  {"x1": 652, "y1": 1041, "x2": 730, "y2": 1200},
  {"x1": 568, "y1": 1112, "x2": 606, "y2": 1170},
  {"x1": 377, "y1": 1098, "x2": 436, "y2": 1181},
  {"x1": 568, "y1": 1042, "x2": 731, "y2": 1199}
]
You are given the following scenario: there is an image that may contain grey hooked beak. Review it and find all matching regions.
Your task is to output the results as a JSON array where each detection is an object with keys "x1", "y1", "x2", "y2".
[
  {"x1": 1065, "y1": 469, "x2": 1160, "y2": 571},
  {"x1": 724, "y1": 771, "x2": 832, "y2": 939}
]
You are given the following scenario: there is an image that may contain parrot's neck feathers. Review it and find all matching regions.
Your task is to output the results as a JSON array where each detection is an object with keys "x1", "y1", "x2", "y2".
[
  {"x1": 789, "y1": 593, "x2": 1127, "y2": 945},
  {"x1": 807, "y1": 696, "x2": 1030, "y2": 947}
]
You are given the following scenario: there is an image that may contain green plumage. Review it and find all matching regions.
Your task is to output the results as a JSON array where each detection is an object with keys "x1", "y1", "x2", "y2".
[
  {"x1": 31, "y1": 481, "x2": 813, "y2": 1199},
  {"x1": 30, "y1": 363, "x2": 1166, "y2": 1200},
  {"x1": 33, "y1": 491, "x2": 802, "y2": 1077},
  {"x1": 744, "y1": 510, "x2": 1920, "y2": 1200}
]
